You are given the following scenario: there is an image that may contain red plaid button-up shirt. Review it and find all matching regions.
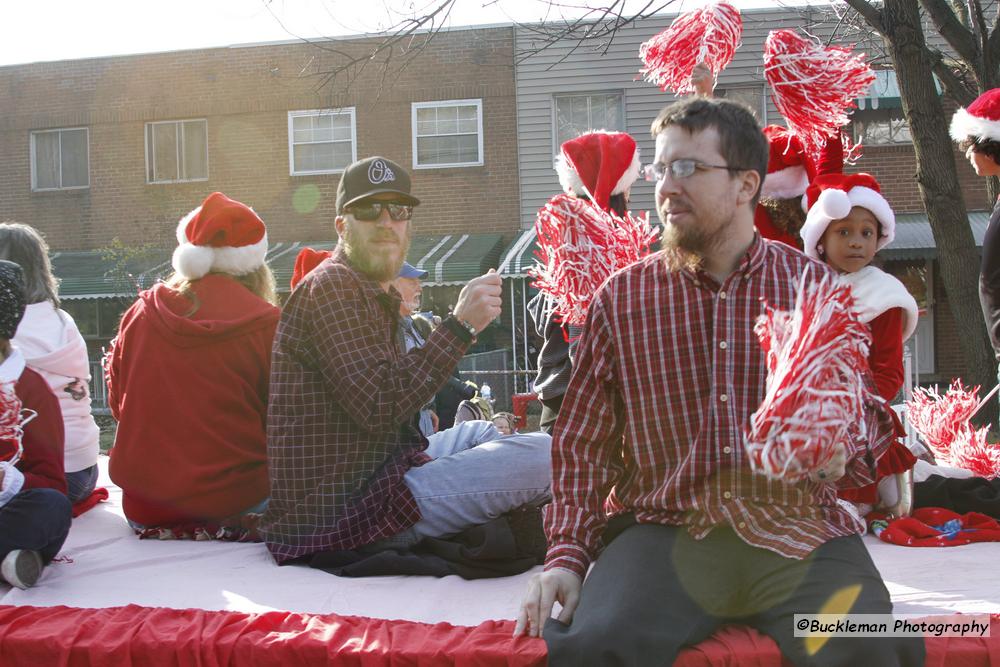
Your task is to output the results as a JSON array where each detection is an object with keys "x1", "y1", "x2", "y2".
[
  {"x1": 261, "y1": 248, "x2": 471, "y2": 563},
  {"x1": 544, "y1": 237, "x2": 894, "y2": 578}
]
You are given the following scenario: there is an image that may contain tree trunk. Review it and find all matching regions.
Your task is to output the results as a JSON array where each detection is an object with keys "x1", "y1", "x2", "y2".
[{"x1": 882, "y1": 0, "x2": 998, "y2": 424}]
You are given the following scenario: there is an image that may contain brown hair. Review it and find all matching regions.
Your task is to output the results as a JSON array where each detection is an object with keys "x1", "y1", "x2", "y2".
[
  {"x1": 962, "y1": 137, "x2": 1000, "y2": 165},
  {"x1": 164, "y1": 264, "x2": 277, "y2": 316},
  {"x1": 650, "y1": 97, "x2": 769, "y2": 207},
  {"x1": 0, "y1": 222, "x2": 60, "y2": 307}
]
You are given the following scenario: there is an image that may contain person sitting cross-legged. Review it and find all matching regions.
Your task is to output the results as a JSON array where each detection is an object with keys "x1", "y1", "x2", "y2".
[{"x1": 0, "y1": 260, "x2": 72, "y2": 589}]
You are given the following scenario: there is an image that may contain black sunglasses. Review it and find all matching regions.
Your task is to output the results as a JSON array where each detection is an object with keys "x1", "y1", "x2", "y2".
[{"x1": 348, "y1": 201, "x2": 413, "y2": 222}]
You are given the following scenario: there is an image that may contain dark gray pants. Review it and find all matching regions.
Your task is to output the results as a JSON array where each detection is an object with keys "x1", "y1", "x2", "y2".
[{"x1": 544, "y1": 522, "x2": 925, "y2": 667}]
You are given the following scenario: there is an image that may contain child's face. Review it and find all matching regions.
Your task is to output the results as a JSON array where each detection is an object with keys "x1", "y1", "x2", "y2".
[{"x1": 819, "y1": 206, "x2": 879, "y2": 274}]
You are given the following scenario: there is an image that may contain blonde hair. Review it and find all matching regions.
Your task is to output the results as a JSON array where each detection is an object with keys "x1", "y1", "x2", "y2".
[
  {"x1": 0, "y1": 222, "x2": 60, "y2": 307},
  {"x1": 164, "y1": 264, "x2": 277, "y2": 316}
]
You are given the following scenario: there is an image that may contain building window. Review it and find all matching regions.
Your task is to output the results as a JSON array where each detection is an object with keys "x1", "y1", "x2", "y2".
[
  {"x1": 30, "y1": 128, "x2": 89, "y2": 191},
  {"x1": 288, "y1": 109, "x2": 356, "y2": 175},
  {"x1": 412, "y1": 99, "x2": 484, "y2": 168},
  {"x1": 145, "y1": 120, "x2": 208, "y2": 183},
  {"x1": 553, "y1": 93, "x2": 625, "y2": 147},
  {"x1": 852, "y1": 108, "x2": 912, "y2": 145},
  {"x1": 716, "y1": 87, "x2": 767, "y2": 123}
]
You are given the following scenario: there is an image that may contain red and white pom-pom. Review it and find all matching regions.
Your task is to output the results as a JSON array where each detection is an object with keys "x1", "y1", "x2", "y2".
[
  {"x1": 529, "y1": 194, "x2": 658, "y2": 326},
  {"x1": 764, "y1": 30, "x2": 875, "y2": 159},
  {"x1": 904, "y1": 379, "x2": 980, "y2": 462},
  {"x1": 638, "y1": 1, "x2": 742, "y2": 95},
  {"x1": 949, "y1": 424, "x2": 1000, "y2": 478},
  {"x1": 0, "y1": 381, "x2": 34, "y2": 467},
  {"x1": 905, "y1": 379, "x2": 1000, "y2": 476},
  {"x1": 744, "y1": 269, "x2": 873, "y2": 480}
]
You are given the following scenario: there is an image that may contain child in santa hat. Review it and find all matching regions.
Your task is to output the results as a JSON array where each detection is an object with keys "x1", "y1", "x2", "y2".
[
  {"x1": 799, "y1": 172, "x2": 919, "y2": 516},
  {"x1": 106, "y1": 192, "x2": 279, "y2": 536},
  {"x1": 755, "y1": 128, "x2": 847, "y2": 249},
  {"x1": 529, "y1": 130, "x2": 641, "y2": 433},
  {"x1": 0, "y1": 260, "x2": 72, "y2": 589}
]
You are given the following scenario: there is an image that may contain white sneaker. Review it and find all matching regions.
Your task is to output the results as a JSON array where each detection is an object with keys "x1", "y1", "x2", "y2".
[{"x1": 1, "y1": 550, "x2": 43, "y2": 589}]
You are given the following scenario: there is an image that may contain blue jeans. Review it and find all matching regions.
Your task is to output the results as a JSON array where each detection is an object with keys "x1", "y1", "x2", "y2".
[
  {"x1": 0, "y1": 488, "x2": 72, "y2": 564},
  {"x1": 65, "y1": 464, "x2": 99, "y2": 504},
  {"x1": 387, "y1": 420, "x2": 552, "y2": 546}
]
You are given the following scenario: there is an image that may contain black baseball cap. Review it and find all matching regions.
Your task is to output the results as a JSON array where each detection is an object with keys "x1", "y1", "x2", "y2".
[{"x1": 336, "y1": 156, "x2": 421, "y2": 214}]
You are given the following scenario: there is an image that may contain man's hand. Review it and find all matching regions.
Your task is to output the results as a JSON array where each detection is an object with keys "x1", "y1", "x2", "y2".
[
  {"x1": 808, "y1": 442, "x2": 847, "y2": 483},
  {"x1": 513, "y1": 568, "x2": 582, "y2": 638},
  {"x1": 453, "y1": 269, "x2": 502, "y2": 334},
  {"x1": 690, "y1": 62, "x2": 715, "y2": 97}
]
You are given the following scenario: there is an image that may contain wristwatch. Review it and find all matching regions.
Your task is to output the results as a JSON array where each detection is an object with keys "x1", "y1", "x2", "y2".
[
  {"x1": 458, "y1": 318, "x2": 477, "y2": 337},
  {"x1": 443, "y1": 315, "x2": 477, "y2": 343}
]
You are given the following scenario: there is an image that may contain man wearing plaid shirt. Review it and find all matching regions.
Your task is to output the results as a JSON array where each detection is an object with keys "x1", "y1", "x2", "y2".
[
  {"x1": 515, "y1": 100, "x2": 924, "y2": 666},
  {"x1": 261, "y1": 156, "x2": 551, "y2": 565}
]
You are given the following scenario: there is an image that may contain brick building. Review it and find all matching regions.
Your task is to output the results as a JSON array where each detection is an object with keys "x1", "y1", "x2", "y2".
[{"x1": 0, "y1": 26, "x2": 520, "y2": 394}]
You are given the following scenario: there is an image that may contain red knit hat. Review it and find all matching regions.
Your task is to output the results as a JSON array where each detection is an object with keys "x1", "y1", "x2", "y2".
[
  {"x1": 555, "y1": 131, "x2": 640, "y2": 213},
  {"x1": 172, "y1": 192, "x2": 268, "y2": 280},
  {"x1": 760, "y1": 125, "x2": 816, "y2": 200},
  {"x1": 800, "y1": 172, "x2": 895, "y2": 260},
  {"x1": 950, "y1": 88, "x2": 1000, "y2": 143}
]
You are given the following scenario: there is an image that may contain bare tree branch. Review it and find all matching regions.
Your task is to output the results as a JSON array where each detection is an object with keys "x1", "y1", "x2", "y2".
[
  {"x1": 514, "y1": 1, "x2": 676, "y2": 66},
  {"x1": 928, "y1": 48, "x2": 978, "y2": 104},
  {"x1": 840, "y1": 0, "x2": 887, "y2": 35},
  {"x1": 920, "y1": 0, "x2": 979, "y2": 64}
]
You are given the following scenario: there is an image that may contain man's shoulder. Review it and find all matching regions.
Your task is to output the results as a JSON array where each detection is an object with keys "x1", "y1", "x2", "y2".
[{"x1": 759, "y1": 238, "x2": 833, "y2": 278}]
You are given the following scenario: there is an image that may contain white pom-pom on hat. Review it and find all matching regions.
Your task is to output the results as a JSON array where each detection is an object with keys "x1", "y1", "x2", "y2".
[
  {"x1": 800, "y1": 173, "x2": 895, "y2": 260},
  {"x1": 172, "y1": 192, "x2": 268, "y2": 280}
]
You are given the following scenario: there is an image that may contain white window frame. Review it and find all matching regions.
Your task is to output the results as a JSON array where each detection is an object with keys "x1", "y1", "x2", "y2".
[
  {"x1": 144, "y1": 119, "x2": 209, "y2": 184},
  {"x1": 411, "y1": 99, "x2": 484, "y2": 169},
  {"x1": 30, "y1": 127, "x2": 90, "y2": 191},
  {"x1": 551, "y1": 91, "x2": 626, "y2": 155},
  {"x1": 287, "y1": 108, "x2": 357, "y2": 176}
]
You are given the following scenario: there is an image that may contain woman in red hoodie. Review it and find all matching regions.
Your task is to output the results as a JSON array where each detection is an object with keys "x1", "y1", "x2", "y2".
[{"x1": 106, "y1": 192, "x2": 279, "y2": 531}]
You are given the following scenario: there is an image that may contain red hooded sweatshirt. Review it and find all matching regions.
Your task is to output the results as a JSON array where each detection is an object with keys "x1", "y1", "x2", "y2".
[{"x1": 107, "y1": 274, "x2": 279, "y2": 527}]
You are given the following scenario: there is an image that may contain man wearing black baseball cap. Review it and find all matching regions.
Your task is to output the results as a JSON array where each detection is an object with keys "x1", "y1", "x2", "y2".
[{"x1": 261, "y1": 156, "x2": 552, "y2": 568}]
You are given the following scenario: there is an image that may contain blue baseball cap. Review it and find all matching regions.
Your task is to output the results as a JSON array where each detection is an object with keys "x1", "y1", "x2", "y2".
[{"x1": 398, "y1": 262, "x2": 428, "y2": 279}]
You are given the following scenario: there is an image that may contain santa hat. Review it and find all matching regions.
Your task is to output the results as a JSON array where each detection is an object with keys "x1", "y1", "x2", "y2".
[
  {"x1": 760, "y1": 125, "x2": 817, "y2": 200},
  {"x1": 290, "y1": 247, "x2": 332, "y2": 291},
  {"x1": 800, "y1": 173, "x2": 895, "y2": 260},
  {"x1": 555, "y1": 131, "x2": 640, "y2": 213},
  {"x1": 950, "y1": 88, "x2": 1000, "y2": 143},
  {"x1": 172, "y1": 192, "x2": 268, "y2": 280}
]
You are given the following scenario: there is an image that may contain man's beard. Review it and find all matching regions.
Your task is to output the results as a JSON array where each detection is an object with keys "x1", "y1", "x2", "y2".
[
  {"x1": 658, "y1": 208, "x2": 726, "y2": 273},
  {"x1": 342, "y1": 223, "x2": 411, "y2": 283}
]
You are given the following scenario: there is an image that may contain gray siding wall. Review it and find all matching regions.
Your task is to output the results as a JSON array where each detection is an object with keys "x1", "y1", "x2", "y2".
[{"x1": 514, "y1": 5, "x2": 864, "y2": 228}]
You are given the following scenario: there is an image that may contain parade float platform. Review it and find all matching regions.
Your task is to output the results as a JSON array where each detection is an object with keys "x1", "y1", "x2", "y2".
[{"x1": 0, "y1": 457, "x2": 998, "y2": 666}]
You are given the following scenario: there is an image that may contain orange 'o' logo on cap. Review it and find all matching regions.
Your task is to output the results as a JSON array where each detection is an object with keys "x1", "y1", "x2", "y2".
[{"x1": 368, "y1": 159, "x2": 396, "y2": 184}]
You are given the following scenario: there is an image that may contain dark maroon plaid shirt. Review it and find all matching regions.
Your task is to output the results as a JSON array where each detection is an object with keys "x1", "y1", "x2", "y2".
[
  {"x1": 261, "y1": 247, "x2": 471, "y2": 563},
  {"x1": 544, "y1": 237, "x2": 895, "y2": 578}
]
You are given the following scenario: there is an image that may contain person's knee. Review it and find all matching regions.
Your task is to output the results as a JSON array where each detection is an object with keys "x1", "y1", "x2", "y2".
[{"x1": 19, "y1": 488, "x2": 72, "y2": 535}]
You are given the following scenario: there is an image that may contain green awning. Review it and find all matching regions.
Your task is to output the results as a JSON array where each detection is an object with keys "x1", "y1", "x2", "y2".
[
  {"x1": 51, "y1": 248, "x2": 173, "y2": 300},
  {"x1": 498, "y1": 229, "x2": 538, "y2": 278},
  {"x1": 882, "y1": 211, "x2": 987, "y2": 260},
  {"x1": 53, "y1": 234, "x2": 508, "y2": 300}
]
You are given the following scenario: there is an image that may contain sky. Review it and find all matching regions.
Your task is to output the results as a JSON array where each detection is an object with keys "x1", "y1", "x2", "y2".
[{"x1": 0, "y1": 0, "x2": 804, "y2": 67}]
